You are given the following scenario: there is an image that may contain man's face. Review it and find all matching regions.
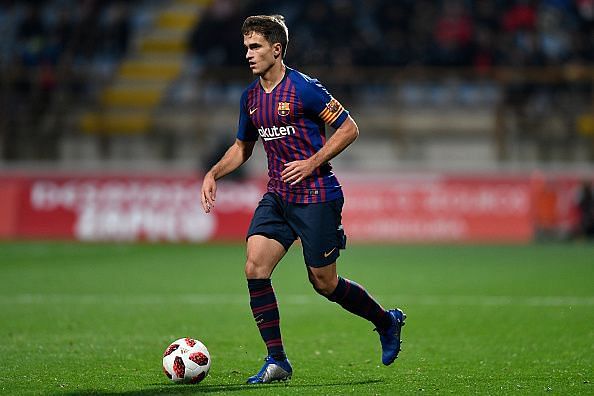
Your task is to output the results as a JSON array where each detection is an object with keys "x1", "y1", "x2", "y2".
[{"x1": 244, "y1": 31, "x2": 278, "y2": 75}]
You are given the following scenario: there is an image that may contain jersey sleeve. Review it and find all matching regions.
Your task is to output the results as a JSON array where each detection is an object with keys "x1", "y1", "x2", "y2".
[
  {"x1": 300, "y1": 78, "x2": 349, "y2": 129},
  {"x1": 236, "y1": 90, "x2": 258, "y2": 142}
]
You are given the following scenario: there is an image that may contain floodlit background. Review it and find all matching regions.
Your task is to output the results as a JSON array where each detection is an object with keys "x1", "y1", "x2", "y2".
[{"x1": 0, "y1": 0, "x2": 593, "y2": 243}]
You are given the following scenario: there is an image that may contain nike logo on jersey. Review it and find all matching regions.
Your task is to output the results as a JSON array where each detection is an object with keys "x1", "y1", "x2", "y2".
[
  {"x1": 249, "y1": 107, "x2": 258, "y2": 115},
  {"x1": 323, "y1": 248, "x2": 336, "y2": 258}
]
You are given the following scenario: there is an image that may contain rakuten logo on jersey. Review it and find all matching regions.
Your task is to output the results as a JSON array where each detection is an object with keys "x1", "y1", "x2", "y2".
[{"x1": 258, "y1": 125, "x2": 296, "y2": 141}]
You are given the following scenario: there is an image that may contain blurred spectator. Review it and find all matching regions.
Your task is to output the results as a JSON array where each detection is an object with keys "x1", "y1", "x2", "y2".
[
  {"x1": 17, "y1": 5, "x2": 46, "y2": 41},
  {"x1": 502, "y1": 0, "x2": 537, "y2": 32},
  {"x1": 406, "y1": 0, "x2": 439, "y2": 65},
  {"x1": 289, "y1": 1, "x2": 333, "y2": 65},
  {"x1": 537, "y1": 2, "x2": 573, "y2": 63},
  {"x1": 575, "y1": 0, "x2": 593, "y2": 31},
  {"x1": 71, "y1": 0, "x2": 102, "y2": 62},
  {"x1": 188, "y1": 0, "x2": 244, "y2": 66},
  {"x1": 17, "y1": 5, "x2": 47, "y2": 67},
  {"x1": 471, "y1": 26, "x2": 497, "y2": 71},
  {"x1": 432, "y1": 0, "x2": 474, "y2": 66},
  {"x1": 99, "y1": 3, "x2": 131, "y2": 60},
  {"x1": 474, "y1": 0, "x2": 499, "y2": 31},
  {"x1": 53, "y1": 7, "x2": 74, "y2": 51}
]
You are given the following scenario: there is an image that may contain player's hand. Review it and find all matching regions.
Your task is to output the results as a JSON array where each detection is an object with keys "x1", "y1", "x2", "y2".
[
  {"x1": 201, "y1": 172, "x2": 217, "y2": 213},
  {"x1": 282, "y1": 159, "x2": 315, "y2": 185}
]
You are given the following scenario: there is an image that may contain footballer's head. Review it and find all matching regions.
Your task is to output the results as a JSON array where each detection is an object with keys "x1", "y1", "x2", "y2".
[
  {"x1": 242, "y1": 15, "x2": 288, "y2": 58},
  {"x1": 242, "y1": 15, "x2": 288, "y2": 75}
]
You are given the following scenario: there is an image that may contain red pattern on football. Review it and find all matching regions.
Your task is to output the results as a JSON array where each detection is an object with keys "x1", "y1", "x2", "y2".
[
  {"x1": 173, "y1": 356, "x2": 185, "y2": 378},
  {"x1": 184, "y1": 337, "x2": 196, "y2": 347},
  {"x1": 162, "y1": 366, "x2": 172, "y2": 379},
  {"x1": 189, "y1": 352, "x2": 209, "y2": 366},
  {"x1": 163, "y1": 343, "x2": 179, "y2": 357},
  {"x1": 190, "y1": 371, "x2": 206, "y2": 384}
]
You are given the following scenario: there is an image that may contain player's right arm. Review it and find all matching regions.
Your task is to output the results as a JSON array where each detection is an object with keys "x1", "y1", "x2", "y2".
[
  {"x1": 201, "y1": 139, "x2": 256, "y2": 213},
  {"x1": 202, "y1": 88, "x2": 258, "y2": 213}
]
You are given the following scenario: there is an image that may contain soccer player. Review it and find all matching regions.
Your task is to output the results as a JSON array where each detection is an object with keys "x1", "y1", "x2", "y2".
[{"x1": 200, "y1": 15, "x2": 405, "y2": 384}]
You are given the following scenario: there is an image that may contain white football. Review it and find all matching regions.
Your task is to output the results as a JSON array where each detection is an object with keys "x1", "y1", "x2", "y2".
[{"x1": 162, "y1": 337, "x2": 211, "y2": 384}]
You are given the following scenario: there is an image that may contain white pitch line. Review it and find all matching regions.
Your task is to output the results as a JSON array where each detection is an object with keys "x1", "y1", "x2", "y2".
[{"x1": 0, "y1": 294, "x2": 593, "y2": 307}]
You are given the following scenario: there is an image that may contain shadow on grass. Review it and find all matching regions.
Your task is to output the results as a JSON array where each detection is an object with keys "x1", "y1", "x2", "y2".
[{"x1": 59, "y1": 379, "x2": 384, "y2": 395}]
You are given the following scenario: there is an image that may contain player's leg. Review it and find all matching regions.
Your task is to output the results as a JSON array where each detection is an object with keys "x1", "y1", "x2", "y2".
[
  {"x1": 245, "y1": 193, "x2": 296, "y2": 384},
  {"x1": 307, "y1": 262, "x2": 406, "y2": 366},
  {"x1": 246, "y1": 235, "x2": 287, "y2": 361},
  {"x1": 290, "y1": 197, "x2": 406, "y2": 365},
  {"x1": 307, "y1": 263, "x2": 392, "y2": 332},
  {"x1": 291, "y1": 197, "x2": 390, "y2": 326},
  {"x1": 245, "y1": 236, "x2": 293, "y2": 383}
]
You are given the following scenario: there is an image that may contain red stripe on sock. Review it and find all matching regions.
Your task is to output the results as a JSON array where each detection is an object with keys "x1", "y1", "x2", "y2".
[
  {"x1": 251, "y1": 302, "x2": 278, "y2": 315},
  {"x1": 265, "y1": 339, "x2": 283, "y2": 347},
  {"x1": 250, "y1": 287, "x2": 274, "y2": 298},
  {"x1": 258, "y1": 319, "x2": 280, "y2": 330}
]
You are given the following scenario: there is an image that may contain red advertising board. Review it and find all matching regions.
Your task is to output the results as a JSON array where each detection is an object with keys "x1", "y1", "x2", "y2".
[
  {"x1": 0, "y1": 178, "x2": 21, "y2": 238},
  {"x1": 0, "y1": 172, "x2": 589, "y2": 243},
  {"x1": 13, "y1": 174, "x2": 261, "y2": 242},
  {"x1": 341, "y1": 174, "x2": 534, "y2": 242}
]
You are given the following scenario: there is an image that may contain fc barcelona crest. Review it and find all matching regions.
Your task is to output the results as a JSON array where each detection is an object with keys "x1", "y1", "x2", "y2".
[
  {"x1": 326, "y1": 98, "x2": 340, "y2": 113},
  {"x1": 278, "y1": 101, "x2": 291, "y2": 116}
]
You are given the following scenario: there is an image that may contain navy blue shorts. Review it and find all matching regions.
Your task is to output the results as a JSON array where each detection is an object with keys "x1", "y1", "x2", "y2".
[{"x1": 247, "y1": 192, "x2": 347, "y2": 267}]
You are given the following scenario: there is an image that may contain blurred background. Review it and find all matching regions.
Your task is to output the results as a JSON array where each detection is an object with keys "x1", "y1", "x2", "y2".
[{"x1": 0, "y1": 0, "x2": 593, "y2": 244}]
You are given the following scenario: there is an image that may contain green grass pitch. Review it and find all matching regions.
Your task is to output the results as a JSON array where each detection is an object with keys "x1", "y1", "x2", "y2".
[{"x1": 0, "y1": 242, "x2": 592, "y2": 395}]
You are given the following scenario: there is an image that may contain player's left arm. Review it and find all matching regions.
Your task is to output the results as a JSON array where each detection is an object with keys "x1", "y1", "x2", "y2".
[{"x1": 281, "y1": 116, "x2": 358, "y2": 185}]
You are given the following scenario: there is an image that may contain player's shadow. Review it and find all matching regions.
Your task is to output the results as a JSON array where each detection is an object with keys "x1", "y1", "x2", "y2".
[{"x1": 60, "y1": 379, "x2": 384, "y2": 395}]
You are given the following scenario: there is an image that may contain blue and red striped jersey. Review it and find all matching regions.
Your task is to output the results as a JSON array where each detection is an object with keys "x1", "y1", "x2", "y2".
[{"x1": 236, "y1": 67, "x2": 349, "y2": 203}]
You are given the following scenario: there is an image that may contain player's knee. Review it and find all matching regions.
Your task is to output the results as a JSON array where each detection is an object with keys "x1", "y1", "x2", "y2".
[
  {"x1": 244, "y1": 259, "x2": 258, "y2": 278},
  {"x1": 308, "y1": 272, "x2": 336, "y2": 296},
  {"x1": 244, "y1": 259, "x2": 268, "y2": 279}
]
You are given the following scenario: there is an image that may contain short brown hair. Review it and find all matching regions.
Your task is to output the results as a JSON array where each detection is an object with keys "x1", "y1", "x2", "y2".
[{"x1": 241, "y1": 15, "x2": 289, "y2": 58}]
